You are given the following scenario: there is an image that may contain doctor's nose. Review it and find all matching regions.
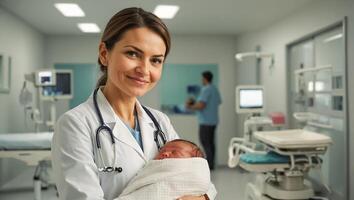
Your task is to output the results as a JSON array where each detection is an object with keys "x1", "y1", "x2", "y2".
[{"x1": 135, "y1": 59, "x2": 150, "y2": 75}]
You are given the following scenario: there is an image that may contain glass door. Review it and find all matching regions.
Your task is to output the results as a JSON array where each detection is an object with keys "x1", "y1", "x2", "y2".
[{"x1": 287, "y1": 23, "x2": 347, "y2": 200}]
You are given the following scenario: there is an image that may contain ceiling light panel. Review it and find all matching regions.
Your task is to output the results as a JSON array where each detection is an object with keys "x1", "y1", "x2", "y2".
[
  {"x1": 153, "y1": 5, "x2": 179, "y2": 19},
  {"x1": 78, "y1": 23, "x2": 100, "y2": 33},
  {"x1": 55, "y1": 3, "x2": 85, "y2": 17}
]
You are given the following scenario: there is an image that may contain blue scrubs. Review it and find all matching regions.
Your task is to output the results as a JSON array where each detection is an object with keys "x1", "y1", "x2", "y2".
[
  {"x1": 197, "y1": 84, "x2": 222, "y2": 125},
  {"x1": 196, "y1": 84, "x2": 221, "y2": 169}
]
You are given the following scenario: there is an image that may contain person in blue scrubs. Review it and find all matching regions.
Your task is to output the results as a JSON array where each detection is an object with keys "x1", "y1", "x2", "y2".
[{"x1": 186, "y1": 71, "x2": 221, "y2": 170}]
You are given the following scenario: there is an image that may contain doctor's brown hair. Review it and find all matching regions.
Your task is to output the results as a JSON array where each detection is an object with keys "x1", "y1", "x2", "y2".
[{"x1": 96, "y1": 7, "x2": 171, "y2": 87}]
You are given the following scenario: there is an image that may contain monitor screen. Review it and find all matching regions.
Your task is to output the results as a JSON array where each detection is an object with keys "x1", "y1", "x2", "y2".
[
  {"x1": 239, "y1": 89, "x2": 263, "y2": 109},
  {"x1": 41, "y1": 70, "x2": 72, "y2": 99},
  {"x1": 187, "y1": 85, "x2": 200, "y2": 95},
  {"x1": 36, "y1": 70, "x2": 55, "y2": 86},
  {"x1": 236, "y1": 86, "x2": 264, "y2": 114}
]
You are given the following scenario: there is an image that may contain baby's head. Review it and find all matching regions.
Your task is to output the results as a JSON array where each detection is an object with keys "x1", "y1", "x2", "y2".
[{"x1": 154, "y1": 139, "x2": 204, "y2": 160}]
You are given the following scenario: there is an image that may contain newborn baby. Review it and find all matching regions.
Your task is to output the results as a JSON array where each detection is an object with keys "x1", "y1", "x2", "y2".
[
  {"x1": 154, "y1": 139, "x2": 204, "y2": 160},
  {"x1": 118, "y1": 139, "x2": 213, "y2": 200}
]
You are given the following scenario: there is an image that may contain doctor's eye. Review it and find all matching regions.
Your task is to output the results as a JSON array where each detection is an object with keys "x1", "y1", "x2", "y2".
[
  {"x1": 125, "y1": 51, "x2": 140, "y2": 58},
  {"x1": 151, "y1": 57, "x2": 163, "y2": 65}
]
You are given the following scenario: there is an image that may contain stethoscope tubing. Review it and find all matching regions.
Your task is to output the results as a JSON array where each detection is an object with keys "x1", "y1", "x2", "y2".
[{"x1": 93, "y1": 87, "x2": 167, "y2": 173}]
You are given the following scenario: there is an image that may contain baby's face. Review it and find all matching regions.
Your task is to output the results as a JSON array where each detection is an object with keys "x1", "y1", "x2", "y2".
[{"x1": 154, "y1": 141, "x2": 194, "y2": 160}]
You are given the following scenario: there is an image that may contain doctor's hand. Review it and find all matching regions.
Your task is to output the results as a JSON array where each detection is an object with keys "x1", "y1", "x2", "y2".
[{"x1": 177, "y1": 194, "x2": 209, "y2": 200}]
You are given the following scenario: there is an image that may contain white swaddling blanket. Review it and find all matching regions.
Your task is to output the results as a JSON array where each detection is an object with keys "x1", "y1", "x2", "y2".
[{"x1": 118, "y1": 157, "x2": 210, "y2": 200}]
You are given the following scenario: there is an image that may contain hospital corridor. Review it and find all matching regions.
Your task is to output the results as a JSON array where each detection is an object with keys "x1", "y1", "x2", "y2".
[{"x1": 1, "y1": 0, "x2": 354, "y2": 200}]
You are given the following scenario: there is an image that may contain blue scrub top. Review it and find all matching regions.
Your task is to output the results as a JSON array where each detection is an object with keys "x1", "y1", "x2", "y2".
[
  {"x1": 197, "y1": 84, "x2": 222, "y2": 126},
  {"x1": 123, "y1": 111, "x2": 143, "y2": 151}
]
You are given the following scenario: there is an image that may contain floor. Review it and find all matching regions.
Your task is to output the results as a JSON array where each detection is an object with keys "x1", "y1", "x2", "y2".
[{"x1": 0, "y1": 166, "x2": 253, "y2": 200}]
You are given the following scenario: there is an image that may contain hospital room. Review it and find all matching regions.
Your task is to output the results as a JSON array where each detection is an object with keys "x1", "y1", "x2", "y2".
[{"x1": 0, "y1": 0, "x2": 353, "y2": 199}]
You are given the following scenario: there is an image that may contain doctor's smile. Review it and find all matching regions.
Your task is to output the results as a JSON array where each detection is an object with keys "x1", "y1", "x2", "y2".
[{"x1": 126, "y1": 75, "x2": 149, "y2": 86}]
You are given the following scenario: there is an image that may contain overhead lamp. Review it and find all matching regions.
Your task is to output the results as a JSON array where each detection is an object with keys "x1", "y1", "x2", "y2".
[
  {"x1": 55, "y1": 3, "x2": 85, "y2": 17},
  {"x1": 153, "y1": 5, "x2": 179, "y2": 19},
  {"x1": 78, "y1": 23, "x2": 101, "y2": 33}
]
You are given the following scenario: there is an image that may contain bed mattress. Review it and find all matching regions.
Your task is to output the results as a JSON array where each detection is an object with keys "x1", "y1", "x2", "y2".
[
  {"x1": 254, "y1": 129, "x2": 332, "y2": 149},
  {"x1": 0, "y1": 132, "x2": 53, "y2": 150}
]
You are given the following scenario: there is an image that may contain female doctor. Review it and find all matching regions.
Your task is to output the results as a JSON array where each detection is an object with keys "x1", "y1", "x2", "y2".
[{"x1": 51, "y1": 7, "x2": 216, "y2": 200}]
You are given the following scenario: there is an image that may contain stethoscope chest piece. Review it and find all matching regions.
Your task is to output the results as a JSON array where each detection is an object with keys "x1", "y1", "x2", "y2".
[
  {"x1": 116, "y1": 167, "x2": 123, "y2": 173},
  {"x1": 98, "y1": 166, "x2": 123, "y2": 173}
]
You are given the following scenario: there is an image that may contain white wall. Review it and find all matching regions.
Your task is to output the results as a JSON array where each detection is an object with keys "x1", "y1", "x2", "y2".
[
  {"x1": 0, "y1": 6, "x2": 44, "y2": 186},
  {"x1": 45, "y1": 34, "x2": 238, "y2": 166},
  {"x1": 44, "y1": 36, "x2": 100, "y2": 66},
  {"x1": 234, "y1": 0, "x2": 354, "y2": 199}
]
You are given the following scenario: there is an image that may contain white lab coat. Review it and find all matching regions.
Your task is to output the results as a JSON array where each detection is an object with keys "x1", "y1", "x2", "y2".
[{"x1": 52, "y1": 89, "x2": 217, "y2": 200}]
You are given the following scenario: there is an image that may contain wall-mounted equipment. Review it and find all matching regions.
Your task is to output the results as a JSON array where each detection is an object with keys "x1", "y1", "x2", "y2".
[
  {"x1": 234, "y1": 47, "x2": 275, "y2": 85},
  {"x1": 39, "y1": 69, "x2": 73, "y2": 100},
  {"x1": 35, "y1": 70, "x2": 56, "y2": 86}
]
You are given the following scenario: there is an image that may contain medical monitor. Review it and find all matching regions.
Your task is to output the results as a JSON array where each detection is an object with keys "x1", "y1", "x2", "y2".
[
  {"x1": 187, "y1": 85, "x2": 200, "y2": 95},
  {"x1": 35, "y1": 70, "x2": 56, "y2": 86},
  {"x1": 40, "y1": 70, "x2": 73, "y2": 100},
  {"x1": 236, "y1": 85, "x2": 265, "y2": 114}
]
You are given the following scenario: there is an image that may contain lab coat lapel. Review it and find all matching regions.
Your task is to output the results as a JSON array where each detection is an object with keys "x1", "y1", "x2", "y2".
[
  {"x1": 135, "y1": 102, "x2": 158, "y2": 160},
  {"x1": 111, "y1": 120, "x2": 146, "y2": 161},
  {"x1": 95, "y1": 88, "x2": 146, "y2": 161},
  {"x1": 95, "y1": 88, "x2": 117, "y2": 124}
]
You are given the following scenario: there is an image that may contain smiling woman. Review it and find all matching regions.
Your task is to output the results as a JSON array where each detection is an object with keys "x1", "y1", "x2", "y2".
[{"x1": 51, "y1": 7, "x2": 216, "y2": 200}]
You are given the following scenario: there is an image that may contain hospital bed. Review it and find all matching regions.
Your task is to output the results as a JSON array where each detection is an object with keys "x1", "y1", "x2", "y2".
[
  {"x1": 0, "y1": 132, "x2": 53, "y2": 200},
  {"x1": 229, "y1": 129, "x2": 332, "y2": 200}
]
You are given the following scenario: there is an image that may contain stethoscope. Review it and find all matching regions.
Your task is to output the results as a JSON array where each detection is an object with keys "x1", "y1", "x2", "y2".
[{"x1": 93, "y1": 88, "x2": 167, "y2": 173}]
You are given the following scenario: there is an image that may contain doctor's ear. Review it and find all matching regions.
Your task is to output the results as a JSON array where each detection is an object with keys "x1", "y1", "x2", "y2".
[{"x1": 99, "y1": 42, "x2": 109, "y2": 66}]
